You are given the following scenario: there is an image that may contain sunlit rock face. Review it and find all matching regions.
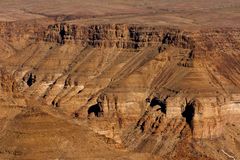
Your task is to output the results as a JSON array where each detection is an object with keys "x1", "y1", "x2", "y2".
[{"x1": 0, "y1": 19, "x2": 239, "y2": 159}]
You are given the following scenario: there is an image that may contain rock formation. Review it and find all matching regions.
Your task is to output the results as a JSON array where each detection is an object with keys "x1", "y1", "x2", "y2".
[{"x1": 0, "y1": 2, "x2": 239, "y2": 159}]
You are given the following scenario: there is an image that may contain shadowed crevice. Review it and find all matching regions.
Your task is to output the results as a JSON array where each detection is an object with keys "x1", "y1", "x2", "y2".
[
  {"x1": 88, "y1": 103, "x2": 103, "y2": 117},
  {"x1": 149, "y1": 97, "x2": 167, "y2": 114},
  {"x1": 27, "y1": 73, "x2": 36, "y2": 87},
  {"x1": 59, "y1": 25, "x2": 66, "y2": 44},
  {"x1": 182, "y1": 100, "x2": 195, "y2": 130}
]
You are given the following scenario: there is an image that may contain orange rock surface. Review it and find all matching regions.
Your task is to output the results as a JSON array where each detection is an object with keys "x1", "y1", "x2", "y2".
[{"x1": 0, "y1": 1, "x2": 239, "y2": 159}]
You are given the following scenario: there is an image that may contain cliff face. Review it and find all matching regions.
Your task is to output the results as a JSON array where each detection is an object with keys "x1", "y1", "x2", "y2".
[
  {"x1": 43, "y1": 23, "x2": 194, "y2": 49},
  {"x1": 0, "y1": 21, "x2": 240, "y2": 159}
]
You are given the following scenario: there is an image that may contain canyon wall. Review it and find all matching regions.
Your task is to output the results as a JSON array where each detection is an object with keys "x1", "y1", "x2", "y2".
[{"x1": 0, "y1": 21, "x2": 240, "y2": 158}]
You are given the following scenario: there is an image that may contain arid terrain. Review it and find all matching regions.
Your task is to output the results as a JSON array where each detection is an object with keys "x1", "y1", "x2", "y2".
[{"x1": 0, "y1": 0, "x2": 240, "y2": 159}]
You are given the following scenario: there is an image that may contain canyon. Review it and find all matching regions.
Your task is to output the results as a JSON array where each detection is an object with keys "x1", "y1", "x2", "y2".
[{"x1": 0, "y1": 0, "x2": 240, "y2": 159}]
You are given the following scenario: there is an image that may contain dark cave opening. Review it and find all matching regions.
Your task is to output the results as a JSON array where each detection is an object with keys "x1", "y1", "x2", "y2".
[
  {"x1": 182, "y1": 101, "x2": 195, "y2": 130},
  {"x1": 150, "y1": 97, "x2": 167, "y2": 114},
  {"x1": 27, "y1": 73, "x2": 36, "y2": 87},
  {"x1": 59, "y1": 27, "x2": 66, "y2": 44},
  {"x1": 88, "y1": 103, "x2": 103, "y2": 117}
]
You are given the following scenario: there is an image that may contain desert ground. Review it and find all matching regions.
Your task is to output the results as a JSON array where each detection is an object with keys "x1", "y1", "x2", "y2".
[{"x1": 0, "y1": 0, "x2": 239, "y2": 159}]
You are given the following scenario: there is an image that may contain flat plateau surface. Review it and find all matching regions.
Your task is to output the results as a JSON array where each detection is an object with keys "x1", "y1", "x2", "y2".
[{"x1": 0, "y1": 0, "x2": 240, "y2": 28}]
